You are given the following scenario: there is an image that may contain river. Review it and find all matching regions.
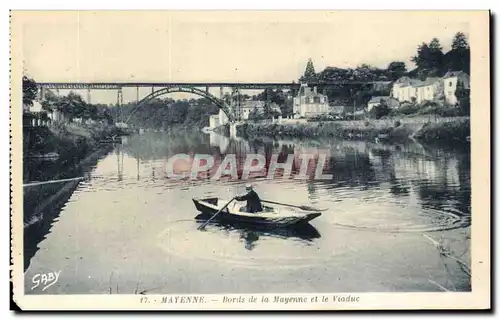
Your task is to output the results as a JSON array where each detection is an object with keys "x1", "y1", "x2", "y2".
[{"x1": 24, "y1": 130, "x2": 471, "y2": 294}]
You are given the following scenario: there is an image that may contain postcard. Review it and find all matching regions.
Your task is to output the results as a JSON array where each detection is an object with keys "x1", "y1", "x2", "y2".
[{"x1": 10, "y1": 10, "x2": 490, "y2": 310}]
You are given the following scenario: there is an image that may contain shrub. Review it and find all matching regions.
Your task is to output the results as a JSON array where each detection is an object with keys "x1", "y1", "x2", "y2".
[{"x1": 394, "y1": 120, "x2": 401, "y2": 127}]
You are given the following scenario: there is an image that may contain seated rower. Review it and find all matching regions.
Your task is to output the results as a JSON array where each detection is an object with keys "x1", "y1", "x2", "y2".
[{"x1": 235, "y1": 184, "x2": 263, "y2": 213}]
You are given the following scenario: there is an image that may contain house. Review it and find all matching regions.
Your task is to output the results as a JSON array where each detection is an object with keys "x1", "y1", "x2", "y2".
[
  {"x1": 240, "y1": 100, "x2": 265, "y2": 120},
  {"x1": 293, "y1": 83, "x2": 329, "y2": 118},
  {"x1": 391, "y1": 77, "x2": 423, "y2": 102},
  {"x1": 413, "y1": 77, "x2": 441, "y2": 103},
  {"x1": 442, "y1": 71, "x2": 470, "y2": 105},
  {"x1": 209, "y1": 115, "x2": 220, "y2": 129},
  {"x1": 392, "y1": 72, "x2": 470, "y2": 106},
  {"x1": 367, "y1": 96, "x2": 399, "y2": 112}
]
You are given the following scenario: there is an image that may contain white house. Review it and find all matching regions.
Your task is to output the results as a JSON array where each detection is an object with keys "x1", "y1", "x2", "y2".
[
  {"x1": 392, "y1": 72, "x2": 469, "y2": 105},
  {"x1": 414, "y1": 77, "x2": 440, "y2": 103},
  {"x1": 392, "y1": 77, "x2": 422, "y2": 102},
  {"x1": 240, "y1": 100, "x2": 265, "y2": 120},
  {"x1": 293, "y1": 84, "x2": 329, "y2": 118},
  {"x1": 209, "y1": 114, "x2": 220, "y2": 129},
  {"x1": 443, "y1": 71, "x2": 470, "y2": 105}
]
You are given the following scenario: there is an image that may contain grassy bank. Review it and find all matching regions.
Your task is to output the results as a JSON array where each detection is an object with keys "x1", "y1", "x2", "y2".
[{"x1": 236, "y1": 117, "x2": 470, "y2": 145}]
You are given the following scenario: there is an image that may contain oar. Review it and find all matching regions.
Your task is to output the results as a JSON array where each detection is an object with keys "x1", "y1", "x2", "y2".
[
  {"x1": 261, "y1": 199, "x2": 326, "y2": 212},
  {"x1": 198, "y1": 198, "x2": 235, "y2": 230}
]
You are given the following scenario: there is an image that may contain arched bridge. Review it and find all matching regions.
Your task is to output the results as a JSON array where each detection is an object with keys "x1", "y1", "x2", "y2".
[{"x1": 124, "y1": 86, "x2": 234, "y2": 124}]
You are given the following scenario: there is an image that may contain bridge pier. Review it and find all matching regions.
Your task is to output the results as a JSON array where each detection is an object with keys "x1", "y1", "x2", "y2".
[
  {"x1": 87, "y1": 89, "x2": 91, "y2": 104},
  {"x1": 229, "y1": 122, "x2": 238, "y2": 138},
  {"x1": 117, "y1": 88, "x2": 123, "y2": 123}
]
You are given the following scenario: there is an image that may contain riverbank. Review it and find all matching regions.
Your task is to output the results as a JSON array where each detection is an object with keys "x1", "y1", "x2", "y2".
[
  {"x1": 23, "y1": 123, "x2": 116, "y2": 270},
  {"x1": 23, "y1": 123, "x2": 116, "y2": 179},
  {"x1": 236, "y1": 116, "x2": 470, "y2": 146}
]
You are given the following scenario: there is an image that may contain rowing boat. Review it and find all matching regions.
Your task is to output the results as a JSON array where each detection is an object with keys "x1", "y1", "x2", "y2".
[{"x1": 192, "y1": 197, "x2": 321, "y2": 228}]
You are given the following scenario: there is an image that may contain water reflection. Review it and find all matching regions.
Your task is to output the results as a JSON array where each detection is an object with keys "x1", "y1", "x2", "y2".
[
  {"x1": 119, "y1": 131, "x2": 470, "y2": 227},
  {"x1": 24, "y1": 130, "x2": 472, "y2": 293}
]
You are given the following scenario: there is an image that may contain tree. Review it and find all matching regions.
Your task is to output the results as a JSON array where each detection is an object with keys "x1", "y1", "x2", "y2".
[
  {"x1": 428, "y1": 38, "x2": 444, "y2": 71},
  {"x1": 411, "y1": 38, "x2": 444, "y2": 79},
  {"x1": 248, "y1": 106, "x2": 260, "y2": 121},
  {"x1": 41, "y1": 90, "x2": 59, "y2": 112},
  {"x1": 452, "y1": 32, "x2": 469, "y2": 51},
  {"x1": 22, "y1": 76, "x2": 38, "y2": 108},
  {"x1": 372, "y1": 99, "x2": 391, "y2": 119},
  {"x1": 445, "y1": 32, "x2": 470, "y2": 73},
  {"x1": 300, "y1": 59, "x2": 317, "y2": 83},
  {"x1": 387, "y1": 61, "x2": 407, "y2": 81},
  {"x1": 59, "y1": 91, "x2": 87, "y2": 121},
  {"x1": 280, "y1": 96, "x2": 294, "y2": 118},
  {"x1": 262, "y1": 103, "x2": 274, "y2": 119},
  {"x1": 434, "y1": 79, "x2": 445, "y2": 103}
]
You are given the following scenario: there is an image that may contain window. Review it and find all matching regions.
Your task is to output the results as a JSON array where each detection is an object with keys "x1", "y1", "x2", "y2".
[
  {"x1": 313, "y1": 96, "x2": 320, "y2": 103},
  {"x1": 449, "y1": 81, "x2": 453, "y2": 87}
]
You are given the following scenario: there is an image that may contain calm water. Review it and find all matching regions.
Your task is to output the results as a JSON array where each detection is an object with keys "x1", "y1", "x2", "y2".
[{"x1": 24, "y1": 130, "x2": 471, "y2": 294}]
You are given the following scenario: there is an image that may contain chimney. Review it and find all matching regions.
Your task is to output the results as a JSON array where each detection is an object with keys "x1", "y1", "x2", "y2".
[{"x1": 313, "y1": 87, "x2": 317, "y2": 94}]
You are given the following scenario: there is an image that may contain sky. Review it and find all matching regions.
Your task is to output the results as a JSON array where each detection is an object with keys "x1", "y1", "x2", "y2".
[{"x1": 16, "y1": 11, "x2": 471, "y2": 104}]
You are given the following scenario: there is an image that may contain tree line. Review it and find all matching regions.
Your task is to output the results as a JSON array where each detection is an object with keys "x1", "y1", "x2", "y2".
[
  {"x1": 108, "y1": 97, "x2": 221, "y2": 129},
  {"x1": 22, "y1": 76, "x2": 114, "y2": 125}
]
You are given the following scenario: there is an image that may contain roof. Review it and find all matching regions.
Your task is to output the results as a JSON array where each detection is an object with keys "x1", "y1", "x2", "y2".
[
  {"x1": 298, "y1": 85, "x2": 326, "y2": 98},
  {"x1": 413, "y1": 77, "x2": 440, "y2": 87},
  {"x1": 396, "y1": 78, "x2": 423, "y2": 88},
  {"x1": 394, "y1": 76, "x2": 412, "y2": 84},
  {"x1": 368, "y1": 96, "x2": 391, "y2": 104}
]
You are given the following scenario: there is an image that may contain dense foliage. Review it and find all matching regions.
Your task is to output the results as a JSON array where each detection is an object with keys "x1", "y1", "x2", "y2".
[
  {"x1": 41, "y1": 90, "x2": 114, "y2": 124},
  {"x1": 22, "y1": 76, "x2": 38, "y2": 108},
  {"x1": 108, "y1": 97, "x2": 221, "y2": 129}
]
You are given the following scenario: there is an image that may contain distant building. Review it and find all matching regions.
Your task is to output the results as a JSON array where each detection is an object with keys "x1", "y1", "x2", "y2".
[
  {"x1": 443, "y1": 71, "x2": 470, "y2": 105},
  {"x1": 293, "y1": 84, "x2": 329, "y2": 118},
  {"x1": 240, "y1": 100, "x2": 265, "y2": 120},
  {"x1": 209, "y1": 114, "x2": 220, "y2": 129},
  {"x1": 367, "y1": 96, "x2": 399, "y2": 112},
  {"x1": 392, "y1": 71, "x2": 470, "y2": 105},
  {"x1": 392, "y1": 77, "x2": 423, "y2": 102}
]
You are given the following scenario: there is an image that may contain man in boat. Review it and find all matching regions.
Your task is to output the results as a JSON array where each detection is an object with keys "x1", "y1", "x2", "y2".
[{"x1": 235, "y1": 184, "x2": 263, "y2": 213}]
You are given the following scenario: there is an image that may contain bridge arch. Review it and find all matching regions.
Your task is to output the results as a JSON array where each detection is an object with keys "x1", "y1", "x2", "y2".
[{"x1": 124, "y1": 86, "x2": 234, "y2": 124}]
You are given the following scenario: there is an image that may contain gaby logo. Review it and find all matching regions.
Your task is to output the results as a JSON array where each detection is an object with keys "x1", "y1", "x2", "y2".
[{"x1": 163, "y1": 153, "x2": 333, "y2": 181}]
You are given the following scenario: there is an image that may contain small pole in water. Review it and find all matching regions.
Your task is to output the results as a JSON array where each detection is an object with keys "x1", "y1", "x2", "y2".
[{"x1": 23, "y1": 176, "x2": 86, "y2": 188}]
